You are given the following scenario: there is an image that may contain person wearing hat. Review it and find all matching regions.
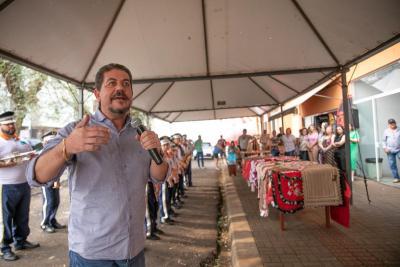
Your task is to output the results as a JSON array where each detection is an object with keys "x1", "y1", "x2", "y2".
[
  {"x1": 0, "y1": 111, "x2": 40, "y2": 261},
  {"x1": 159, "y1": 136, "x2": 176, "y2": 225},
  {"x1": 383, "y1": 118, "x2": 400, "y2": 183},
  {"x1": 40, "y1": 130, "x2": 67, "y2": 233},
  {"x1": 171, "y1": 133, "x2": 186, "y2": 208},
  {"x1": 182, "y1": 135, "x2": 194, "y2": 187},
  {"x1": 26, "y1": 63, "x2": 168, "y2": 266}
]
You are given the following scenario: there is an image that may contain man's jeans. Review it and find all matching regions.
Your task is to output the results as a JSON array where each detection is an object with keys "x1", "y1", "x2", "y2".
[
  {"x1": 387, "y1": 151, "x2": 400, "y2": 179},
  {"x1": 69, "y1": 250, "x2": 145, "y2": 267},
  {"x1": 197, "y1": 152, "x2": 204, "y2": 168}
]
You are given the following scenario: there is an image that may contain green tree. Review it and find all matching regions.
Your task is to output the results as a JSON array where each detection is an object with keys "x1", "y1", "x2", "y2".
[{"x1": 0, "y1": 59, "x2": 47, "y2": 133}]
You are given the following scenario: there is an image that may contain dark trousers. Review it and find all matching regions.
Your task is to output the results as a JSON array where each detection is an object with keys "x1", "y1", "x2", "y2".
[
  {"x1": 271, "y1": 148, "x2": 280, "y2": 156},
  {"x1": 178, "y1": 174, "x2": 185, "y2": 197},
  {"x1": 228, "y1": 165, "x2": 237, "y2": 176},
  {"x1": 147, "y1": 182, "x2": 158, "y2": 233},
  {"x1": 41, "y1": 186, "x2": 60, "y2": 227},
  {"x1": 299, "y1": 150, "x2": 309, "y2": 161},
  {"x1": 284, "y1": 150, "x2": 295, "y2": 156},
  {"x1": 1, "y1": 182, "x2": 31, "y2": 253},
  {"x1": 186, "y1": 161, "x2": 192, "y2": 186},
  {"x1": 196, "y1": 152, "x2": 204, "y2": 168}
]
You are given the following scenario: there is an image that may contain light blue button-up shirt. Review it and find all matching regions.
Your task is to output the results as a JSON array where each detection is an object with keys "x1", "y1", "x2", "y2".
[
  {"x1": 26, "y1": 110, "x2": 155, "y2": 260},
  {"x1": 383, "y1": 127, "x2": 400, "y2": 153}
]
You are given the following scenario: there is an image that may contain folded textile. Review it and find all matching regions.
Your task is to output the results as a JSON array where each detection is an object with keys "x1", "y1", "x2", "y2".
[{"x1": 301, "y1": 164, "x2": 342, "y2": 208}]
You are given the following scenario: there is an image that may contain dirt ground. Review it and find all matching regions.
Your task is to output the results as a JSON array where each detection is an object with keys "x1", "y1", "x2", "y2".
[{"x1": 0, "y1": 161, "x2": 224, "y2": 267}]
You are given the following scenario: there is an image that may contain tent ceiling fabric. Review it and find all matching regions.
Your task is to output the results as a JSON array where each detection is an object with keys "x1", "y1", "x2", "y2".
[{"x1": 0, "y1": 0, "x2": 399, "y2": 122}]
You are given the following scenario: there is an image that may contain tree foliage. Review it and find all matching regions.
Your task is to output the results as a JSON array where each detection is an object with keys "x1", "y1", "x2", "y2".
[{"x1": 0, "y1": 59, "x2": 47, "y2": 133}]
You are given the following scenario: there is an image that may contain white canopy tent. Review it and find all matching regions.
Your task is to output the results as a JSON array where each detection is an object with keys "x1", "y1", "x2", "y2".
[{"x1": 0, "y1": 0, "x2": 399, "y2": 122}]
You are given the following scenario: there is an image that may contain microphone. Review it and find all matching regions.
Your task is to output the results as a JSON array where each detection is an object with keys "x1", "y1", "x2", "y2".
[{"x1": 131, "y1": 118, "x2": 164, "y2": 165}]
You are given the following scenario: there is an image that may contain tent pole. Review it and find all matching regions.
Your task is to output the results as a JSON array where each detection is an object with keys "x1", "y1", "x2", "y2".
[
  {"x1": 341, "y1": 68, "x2": 353, "y2": 204},
  {"x1": 280, "y1": 105, "x2": 284, "y2": 132},
  {"x1": 79, "y1": 86, "x2": 85, "y2": 119}
]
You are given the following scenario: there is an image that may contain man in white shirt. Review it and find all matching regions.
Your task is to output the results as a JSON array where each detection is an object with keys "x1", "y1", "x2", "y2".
[{"x1": 0, "y1": 111, "x2": 39, "y2": 261}]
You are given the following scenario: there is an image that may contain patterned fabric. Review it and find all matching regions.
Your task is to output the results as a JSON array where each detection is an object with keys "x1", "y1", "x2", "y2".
[
  {"x1": 271, "y1": 170, "x2": 304, "y2": 214},
  {"x1": 301, "y1": 164, "x2": 342, "y2": 208}
]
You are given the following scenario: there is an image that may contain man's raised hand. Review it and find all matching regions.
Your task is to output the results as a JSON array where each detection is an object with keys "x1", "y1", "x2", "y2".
[{"x1": 65, "y1": 114, "x2": 111, "y2": 155}]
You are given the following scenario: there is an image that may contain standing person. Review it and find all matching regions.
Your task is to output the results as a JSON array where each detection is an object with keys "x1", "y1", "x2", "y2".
[
  {"x1": 40, "y1": 130, "x2": 67, "y2": 234},
  {"x1": 237, "y1": 129, "x2": 252, "y2": 152},
  {"x1": 26, "y1": 64, "x2": 168, "y2": 266},
  {"x1": 269, "y1": 130, "x2": 280, "y2": 156},
  {"x1": 218, "y1": 135, "x2": 227, "y2": 159},
  {"x1": 158, "y1": 137, "x2": 176, "y2": 226},
  {"x1": 259, "y1": 130, "x2": 269, "y2": 153},
  {"x1": 182, "y1": 135, "x2": 193, "y2": 187},
  {"x1": 349, "y1": 124, "x2": 360, "y2": 181},
  {"x1": 227, "y1": 141, "x2": 238, "y2": 176},
  {"x1": 298, "y1": 128, "x2": 309, "y2": 161},
  {"x1": 0, "y1": 111, "x2": 40, "y2": 261},
  {"x1": 172, "y1": 133, "x2": 187, "y2": 200},
  {"x1": 307, "y1": 125, "x2": 319, "y2": 162},
  {"x1": 319, "y1": 125, "x2": 336, "y2": 166},
  {"x1": 213, "y1": 141, "x2": 223, "y2": 170},
  {"x1": 333, "y1": 125, "x2": 346, "y2": 173},
  {"x1": 382, "y1": 119, "x2": 400, "y2": 183},
  {"x1": 194, "y1": 135, "x2": 204, "y2": 169},
  {"x1": 281, "y1": 128, "x2": 296, "y2": 156}
]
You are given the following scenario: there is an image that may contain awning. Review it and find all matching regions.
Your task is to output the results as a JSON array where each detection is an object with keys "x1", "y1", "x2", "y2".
[{"x1": 0, "y1": 0, "x2": 399, "y2": 121}]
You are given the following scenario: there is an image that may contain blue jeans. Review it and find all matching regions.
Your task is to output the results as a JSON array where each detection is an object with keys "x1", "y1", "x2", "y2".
[
  {"x1": 196, "y1": 151, "x2": 204, "y2": 168},
  {"x1": 271, "y1": 148, "x2": 280, "y2": 156},
  {"x1": 69, "y1": 250, "x2": 145, "y2": 267},
  {"x1": 284, "y1": 150, "x2": 295, "y2": 156},
  {"x1": 387, "y1": 151, "x2": 400, "y2": 179}
]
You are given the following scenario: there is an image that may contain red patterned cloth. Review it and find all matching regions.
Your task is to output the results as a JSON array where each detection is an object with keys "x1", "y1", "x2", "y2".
[
  {"x1": 271, "y1": 170, "x2": 304, "y2": 214},
  {"x1": 242, "y1": 160, "x2": 252, "y2": 181}
]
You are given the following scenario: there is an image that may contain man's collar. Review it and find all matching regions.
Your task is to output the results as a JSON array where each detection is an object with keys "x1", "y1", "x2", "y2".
[{"x1": 94, "y1": 109, "x2": 132, "y2": 127}]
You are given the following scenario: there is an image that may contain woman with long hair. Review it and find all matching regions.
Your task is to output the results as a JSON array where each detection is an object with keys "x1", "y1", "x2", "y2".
[
  {"x1": 307, "y1": 125, "x2": 319, "y2": 162},
  {"x1": 318, "y1": 125, "x2": 336, "y2": 166},
  {"x1": 299, "y1": 128, "x2": 309, "y2": 160},
  {"x1": 333, "y1": 125, "x2": 346, "y2": 173},
  {"x1": 349, "y1": 124, "x2": 360, "y2": 181}
]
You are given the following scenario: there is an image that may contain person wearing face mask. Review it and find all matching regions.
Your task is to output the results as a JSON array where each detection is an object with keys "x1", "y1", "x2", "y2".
[{"x1": 0, "y1": 111, "x2": 40, "y2": 261}]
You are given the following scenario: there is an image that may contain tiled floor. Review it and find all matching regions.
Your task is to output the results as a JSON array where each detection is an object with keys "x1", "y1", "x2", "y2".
[{"x1": 231, "y1": 172, "x2": 400, "y2": 266}]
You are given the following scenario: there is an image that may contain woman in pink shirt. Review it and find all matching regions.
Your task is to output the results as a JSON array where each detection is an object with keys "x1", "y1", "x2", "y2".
[{"x1": 307, "y1": 125, "x2": 319, "y2": 162}]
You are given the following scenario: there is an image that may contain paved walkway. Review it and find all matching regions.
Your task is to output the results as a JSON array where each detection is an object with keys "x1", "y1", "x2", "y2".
[
  {"x1": 0, "y1": 162, "x2": 220, "y2": 267},
  {"x1": 231, "y1": 173, "x2": 400, "y2": 266}
]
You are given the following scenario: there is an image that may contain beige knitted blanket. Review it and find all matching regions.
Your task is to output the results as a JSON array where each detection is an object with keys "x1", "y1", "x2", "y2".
[{"x1": 301, "y1": 164, "x2": 342, "y2": 207}]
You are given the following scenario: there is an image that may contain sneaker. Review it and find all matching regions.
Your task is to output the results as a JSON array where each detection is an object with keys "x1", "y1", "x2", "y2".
[
  {"x1": 393, "y1": 179, "x2": 400, "y2": 183},
  {"x1": 52, "y1": 221, "x2": 67, "y2": 229},
  {"x1": 41, "y1": 225, "x2": 56, "y2": 233},
  {"x1": 155, "y1": 228, "x2": 164, "y2": 235},
  {"x1": 14, "y1": 240, "x2": 40, "y2": 250},
  {"x1": 2, "y1": 250, "x2": 18, "y2": 261},
  {"x1": 146, "y1": 234, "x2": 160, "y2": 241}
]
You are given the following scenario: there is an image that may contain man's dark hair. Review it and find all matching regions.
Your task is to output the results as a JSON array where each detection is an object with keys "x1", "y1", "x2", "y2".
[{"x1": 95, "y1": 63, "x2": 133, "y2": 90}]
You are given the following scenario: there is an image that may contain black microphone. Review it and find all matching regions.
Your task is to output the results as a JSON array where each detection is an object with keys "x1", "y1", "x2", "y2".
[{"x1": 131, "y1": 118, "x2": 164, "y2": 165}]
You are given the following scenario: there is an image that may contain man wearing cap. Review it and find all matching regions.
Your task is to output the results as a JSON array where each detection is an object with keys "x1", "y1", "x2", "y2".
[
  {"x1": 26, "y1": 63, "x2": 168, "y2": 266},
  {"x1": 182, "y1": 135, "x2": 194, "y2": 187},
  {"x1": 0, "y1": 111, "x2": 40, "y2": 261},
  {"x1": 171, "y1": 133, "x2": 186, "y2": 207},
  {"x1": 40, "y1": 130, "x2": 67, "y2": 233},
  {"x1": 159, "y1": 136, "x2": 176, "y2": 225},
  {"x1": 383, "y1": 118, "x2": 400, "y2": 183}
]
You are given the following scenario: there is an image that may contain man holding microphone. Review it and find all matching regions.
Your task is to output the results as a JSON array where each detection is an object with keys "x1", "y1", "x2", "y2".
[{"x1": 27, "y1": 63, "x2": 168, "y2": 267}]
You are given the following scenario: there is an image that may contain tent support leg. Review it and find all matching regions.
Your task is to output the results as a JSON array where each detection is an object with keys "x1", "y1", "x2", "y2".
[{"x1": 341, "y1": 68, "x2": 352, "y2": 204}]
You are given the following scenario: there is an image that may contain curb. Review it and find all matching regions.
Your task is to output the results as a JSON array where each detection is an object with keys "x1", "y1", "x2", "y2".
[{"x1": 222, "y1": 172, "x2": 263, "y2": 267}]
